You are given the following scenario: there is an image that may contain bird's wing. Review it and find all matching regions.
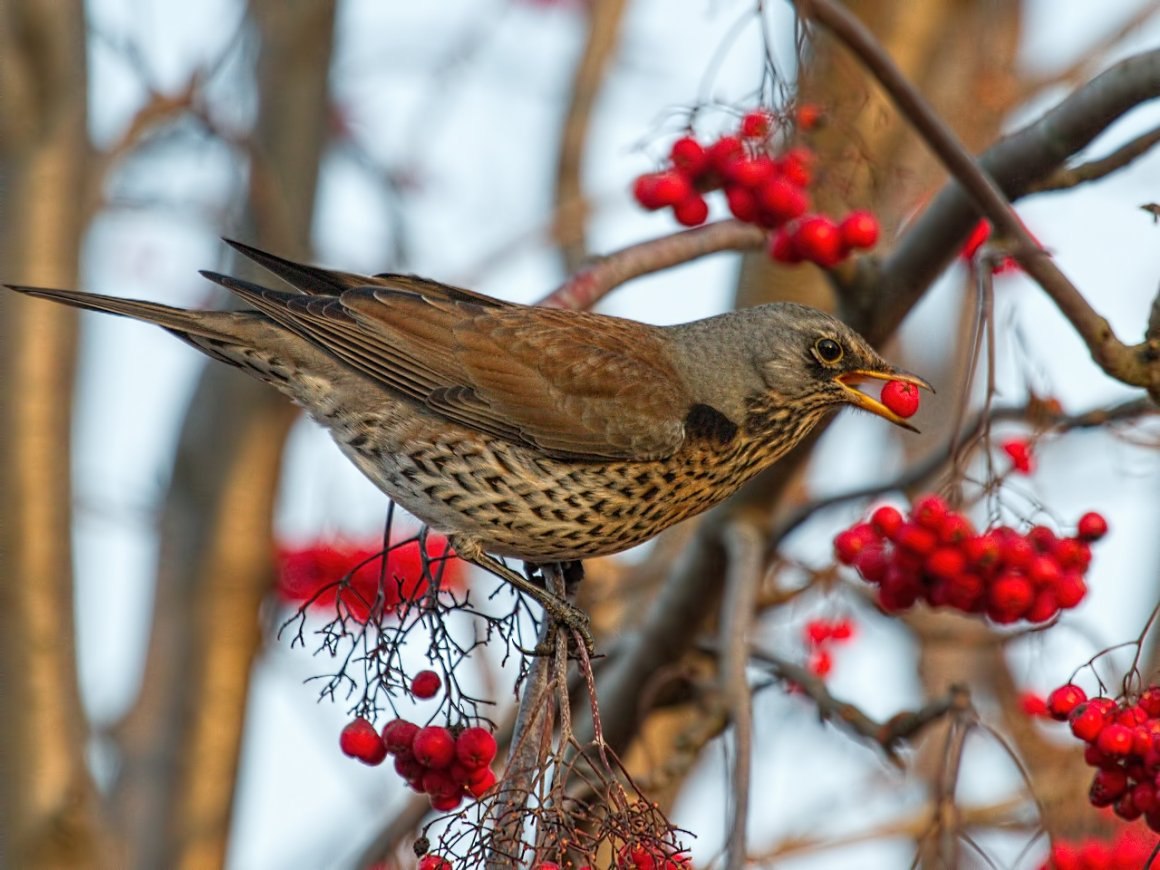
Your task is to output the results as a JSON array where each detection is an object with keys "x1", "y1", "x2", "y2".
[
  {"x1": 225, "y1": 239, "x2": 509, "y2": 307},
  {"x1": 209, "y1": 274, "x2": 691, "y2": 460}
]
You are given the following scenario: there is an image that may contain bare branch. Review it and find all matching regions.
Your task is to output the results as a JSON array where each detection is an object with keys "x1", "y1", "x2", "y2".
[
  {"x1": 554, "y1": 0, "x2": 629, "y2": 274},
  {"x1": 718, "y1": 521, "x2": 763, "y2": 870},
  {"x1": 801, "y1": 0, "x2": 1160, "y2": 394},
  {"x1": 539, "y1": 220, "x2": 766, "y2": 310},
  {"x1": 1026, "y1": 126, "x2": 1160, "y2": 194}
]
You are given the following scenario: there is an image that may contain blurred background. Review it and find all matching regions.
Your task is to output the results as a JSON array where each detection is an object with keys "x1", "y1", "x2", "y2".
[{"x1": 2, "y1": 1, "x2": 1160, "y2": 868}]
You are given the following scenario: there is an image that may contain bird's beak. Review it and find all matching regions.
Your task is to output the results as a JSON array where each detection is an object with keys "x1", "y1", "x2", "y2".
[{"x1": 835, "y1": 369, "x2": 934, "y2": 433}]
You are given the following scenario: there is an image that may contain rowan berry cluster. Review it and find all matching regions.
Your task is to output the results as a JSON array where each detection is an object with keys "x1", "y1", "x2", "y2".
[
  {"x1": 632, "y1": 109, "x2": 880, "y2": 268},
  {"x1": 834, "y1": 496, "x2": 1107, "y2": 622},
  {"x1": 1046, "y1": 683, "x2": 1160, "y2": 833},
  {"x1": 1042, "y1": 826, "x2": 1159, "y2": 869},
  {"x1": 337, "y1": 670, "x2": 499, "y2": 812},
  {"x1": 803, "y1": 617, "x2": 855, "y2": 678}
]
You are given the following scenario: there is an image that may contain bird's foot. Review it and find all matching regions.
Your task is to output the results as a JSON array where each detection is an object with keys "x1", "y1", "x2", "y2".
[{"x1": 534, "y1": 599, "x2": 593, "y2": 656}]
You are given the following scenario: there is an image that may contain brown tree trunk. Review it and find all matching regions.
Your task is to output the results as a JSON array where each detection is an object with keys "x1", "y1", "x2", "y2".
[
  {"x1": 0, "y1": 2, "x2": 107, "y2": 867},
  {"x1": 107, "y1": 4, "x2": 338, "y2": 868}
]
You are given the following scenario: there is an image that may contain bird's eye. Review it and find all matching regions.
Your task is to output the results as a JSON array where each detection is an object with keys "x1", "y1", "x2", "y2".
[{"x1": 814, "y1": 338, "x2": 844, "y2": 363}]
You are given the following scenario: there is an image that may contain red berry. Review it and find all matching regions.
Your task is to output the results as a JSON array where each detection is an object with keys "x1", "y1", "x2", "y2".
[
  {"x1": 854, "y1": 545, "x2": 889, "y2": 584},
  {"x1": 944, "y1": 572, "x2": 985, "y2": 612},
  {"x1": 1001, "y1": 438, "x2": 1034, "y2": 474},
  {"x1": 536, "y1": 863, "x2": 562, "y2": 870},
  {"x1": 964, "y1": 533, "x2": 1002, "y2": 575},
  {"x1": 456, "y1": 726, "x2": 498, "y2": 769},
  {"x1": 418, "y1": 856, "x2": 453, "y2": 870},
  {"x1": 339, "y1": 718, "x2": 387, "y2": 766},
  {"x1": 411, "y1": 669, "x2": 442, "y2": 699},
  {"x1": 1019, "y1": 692, "x2": 1049, "y2": 717},
  {"x1": 878, "y1": 567, "x2": 921, "y2": 612},
  {"x1": 804, "y1": 619, "x2": 831, "y2": 646},
  {"x1": 757, "y1": 179, "x2": 808, "y2": 224},
  {"x1": 829, "y1": 618, "x2": 854, "y2": 641},
  {"x1": 1076, "y1": 511, "x2": 1108, "y2": 542},
  {"x1": 1047, "y1": 684, "x2": 1088, "y2": 720},
  {"x1": 808, "y1": 648, "x2": 833, "y2": 677},
  {"x1": 422, "y1": 768, "x2": 460, "y2": 799},
  {"x1": 466, "y1": 766, "x2": 497, "y2": 798},
  {"x1": 839, "y1": 211, "x2": 880, "y2": 250},
  {"x1": 1027, "y1": 525, "x2": 1058, "y2": 553},
  {"x1": 1026, "y1": 588, "x2": 1059, "y2": 623},
  {"x1": 880, "y1": 381, "x2": 920, "y2": 418},
  {"x1": 393, "y1": 750, "x2": 426, "y2": 786},
  {"x1": 870, "y1": 505, "x2": 904, "y2": 539},
  {"x1": 1097, "y1": 723, "x2": 1134, "y2": 756},
  {"x1": 1054, "y1": 572, "x2": 1087, "y2": 608},
  {"x1": 925, "y1": 546, "x2": 965, "y2": 581},
  {"x1": 894, "y1": 523, "x2": 937, "y2": 556},
  {"x1": 412, "y1": 725, "x2": 456, "y2": 769},
  {"x1": 672, "y1": 194, "x2": 709, "y2": 227},
  {"x1": 725, "y1": 186, "x2": 759, "y2": 223},
  {"x1": 1070, "y1": 703, "x2": 1108, "y2": 742},
  {"x1": 632, "y1": 171, "x2": 691, "y2": 210},
  {"x1": 739, "y1": 109, "x2": 773, "y2": 139},
  {"x1": 1054, "y1": 538, "x2": 1091, "y2": 571},
  {"x1": 1133, "y1": 781, "x2": 1157, "y2": 812},
  {"x1": 792, "y1": 215, "x2": 845, "y2": 267},
  {"x1": 381, "y1": 718, "x2": 421, "y2": 755},
  {"x1": 706, "y1": 135, "x2": 744, "y2": 172},
  {"x1": 911, "y1": 495, "x2": 948, "y2": 530},
  {"x1": 833, "y1": 523, "x2": 875, "y2": 564},
  {"x1": 429, "y1": 791, "x2": 463, "y2": 812},
  {"x1": 669, "y1": 136, "x2": 708, "y2": 177},
  {"x1": 1089, "y1": 767, "x2": 1129, "y2": 806},
  {"x1": 1139, "y1": 687, "x2": 1160, "y2": 717},
  {"x1": 779, "y1": 147, "x2": 814, "y2": 187},
  {"x1": 1028, "y1": 555, "x2": 1061, "y2": 587},
  {"x1": 795, "y1": 103, "x2": 823, "y2": 130},
  {"x1": 723, "y1": 156, "x2": 776, "y2": 188},
  {"x1": 987, "y1": 572, "x2": 1034, "y2": 623},
  {"x1": 936, "y1": 513, "x2": 974, "y2": 545},
  {"x1": 961, "y1": 219, "x2": 991, "y2": 260},
  {"x1": 767, "y1": 228, "x2": 802, "y2": 263}
]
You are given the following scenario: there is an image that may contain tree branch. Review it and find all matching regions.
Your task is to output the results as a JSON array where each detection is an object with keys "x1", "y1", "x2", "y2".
[
  {"x1": 801, "y1": 0, "x2": 1160, "y2": 394},
  {"x1": 539, "y1": 220, "x2": 766, "y2": 310},
  {"x1": 1025, "y1": 125, "x2": 1160, "y2": 194},
  {"x1": 718, "y1": 521, "x2": 763, "y2": 870}
]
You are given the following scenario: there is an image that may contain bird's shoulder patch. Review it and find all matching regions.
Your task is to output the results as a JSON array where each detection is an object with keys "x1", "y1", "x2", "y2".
[{"x1": 684, "y1": 403, "x2": 739, "y2": 446}]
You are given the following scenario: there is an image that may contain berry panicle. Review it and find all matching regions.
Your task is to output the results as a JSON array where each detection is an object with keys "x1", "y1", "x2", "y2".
[
  {"x1": 834, "y1": 496, "x2": 1105, "y2": 624},
  {"x1": 631, "y1": 106, "x2": 882, "y2": 270}
]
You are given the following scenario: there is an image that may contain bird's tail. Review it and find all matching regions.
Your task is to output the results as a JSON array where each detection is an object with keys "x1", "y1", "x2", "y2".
[{"x1": 5, "y1": 283, "x2": 243, "y2": 342}]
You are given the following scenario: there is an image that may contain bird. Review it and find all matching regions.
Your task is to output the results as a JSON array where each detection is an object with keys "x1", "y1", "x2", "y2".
[{"x1": 6, "y1": 240, "x2": 930, "y2": 646}]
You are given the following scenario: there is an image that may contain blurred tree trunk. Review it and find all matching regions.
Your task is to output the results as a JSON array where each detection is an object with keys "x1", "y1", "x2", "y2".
[
  {"x1": 107, "y1": 3, "x2": 338, "y2": 868},
  {"x1": 0, "y1": 3, "x2": 107, "y2": 868}
]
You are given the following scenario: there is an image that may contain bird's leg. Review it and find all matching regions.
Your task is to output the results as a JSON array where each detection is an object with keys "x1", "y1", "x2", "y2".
[{"x1": 455, "y1": 543, "x2": 593, "y2": 653}]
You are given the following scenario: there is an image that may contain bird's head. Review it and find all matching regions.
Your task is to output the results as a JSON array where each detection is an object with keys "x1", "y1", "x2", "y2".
[{"x1": 741, "y1": 303, "x2": 932, "y2": 433}]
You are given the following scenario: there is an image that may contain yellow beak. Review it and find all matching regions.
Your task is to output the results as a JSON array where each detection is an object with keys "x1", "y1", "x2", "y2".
[{"x1": 835, "y1": 369, "x2": 934, "y2": 433}]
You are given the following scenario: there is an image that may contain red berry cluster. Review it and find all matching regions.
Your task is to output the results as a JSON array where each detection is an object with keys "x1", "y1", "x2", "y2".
[
  {"x1": 803, "y1": 617, "x2": 855, "y2": 677},
  {"x1": 834, "y1": 496, "x2": 1107, "y2": 623},
  {"x1": 1043, "y1": 826, "x2": 1159, "y2": 869},
  {"x1": 631, "y1": 109, "x2": 879, "y2": 268},
  {"x1": 337, "y1": 672, "x2": 499, "y2": 812},
  {"x1": 1047, "y1": 683, "x2": 1160, "y2": 833}
]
